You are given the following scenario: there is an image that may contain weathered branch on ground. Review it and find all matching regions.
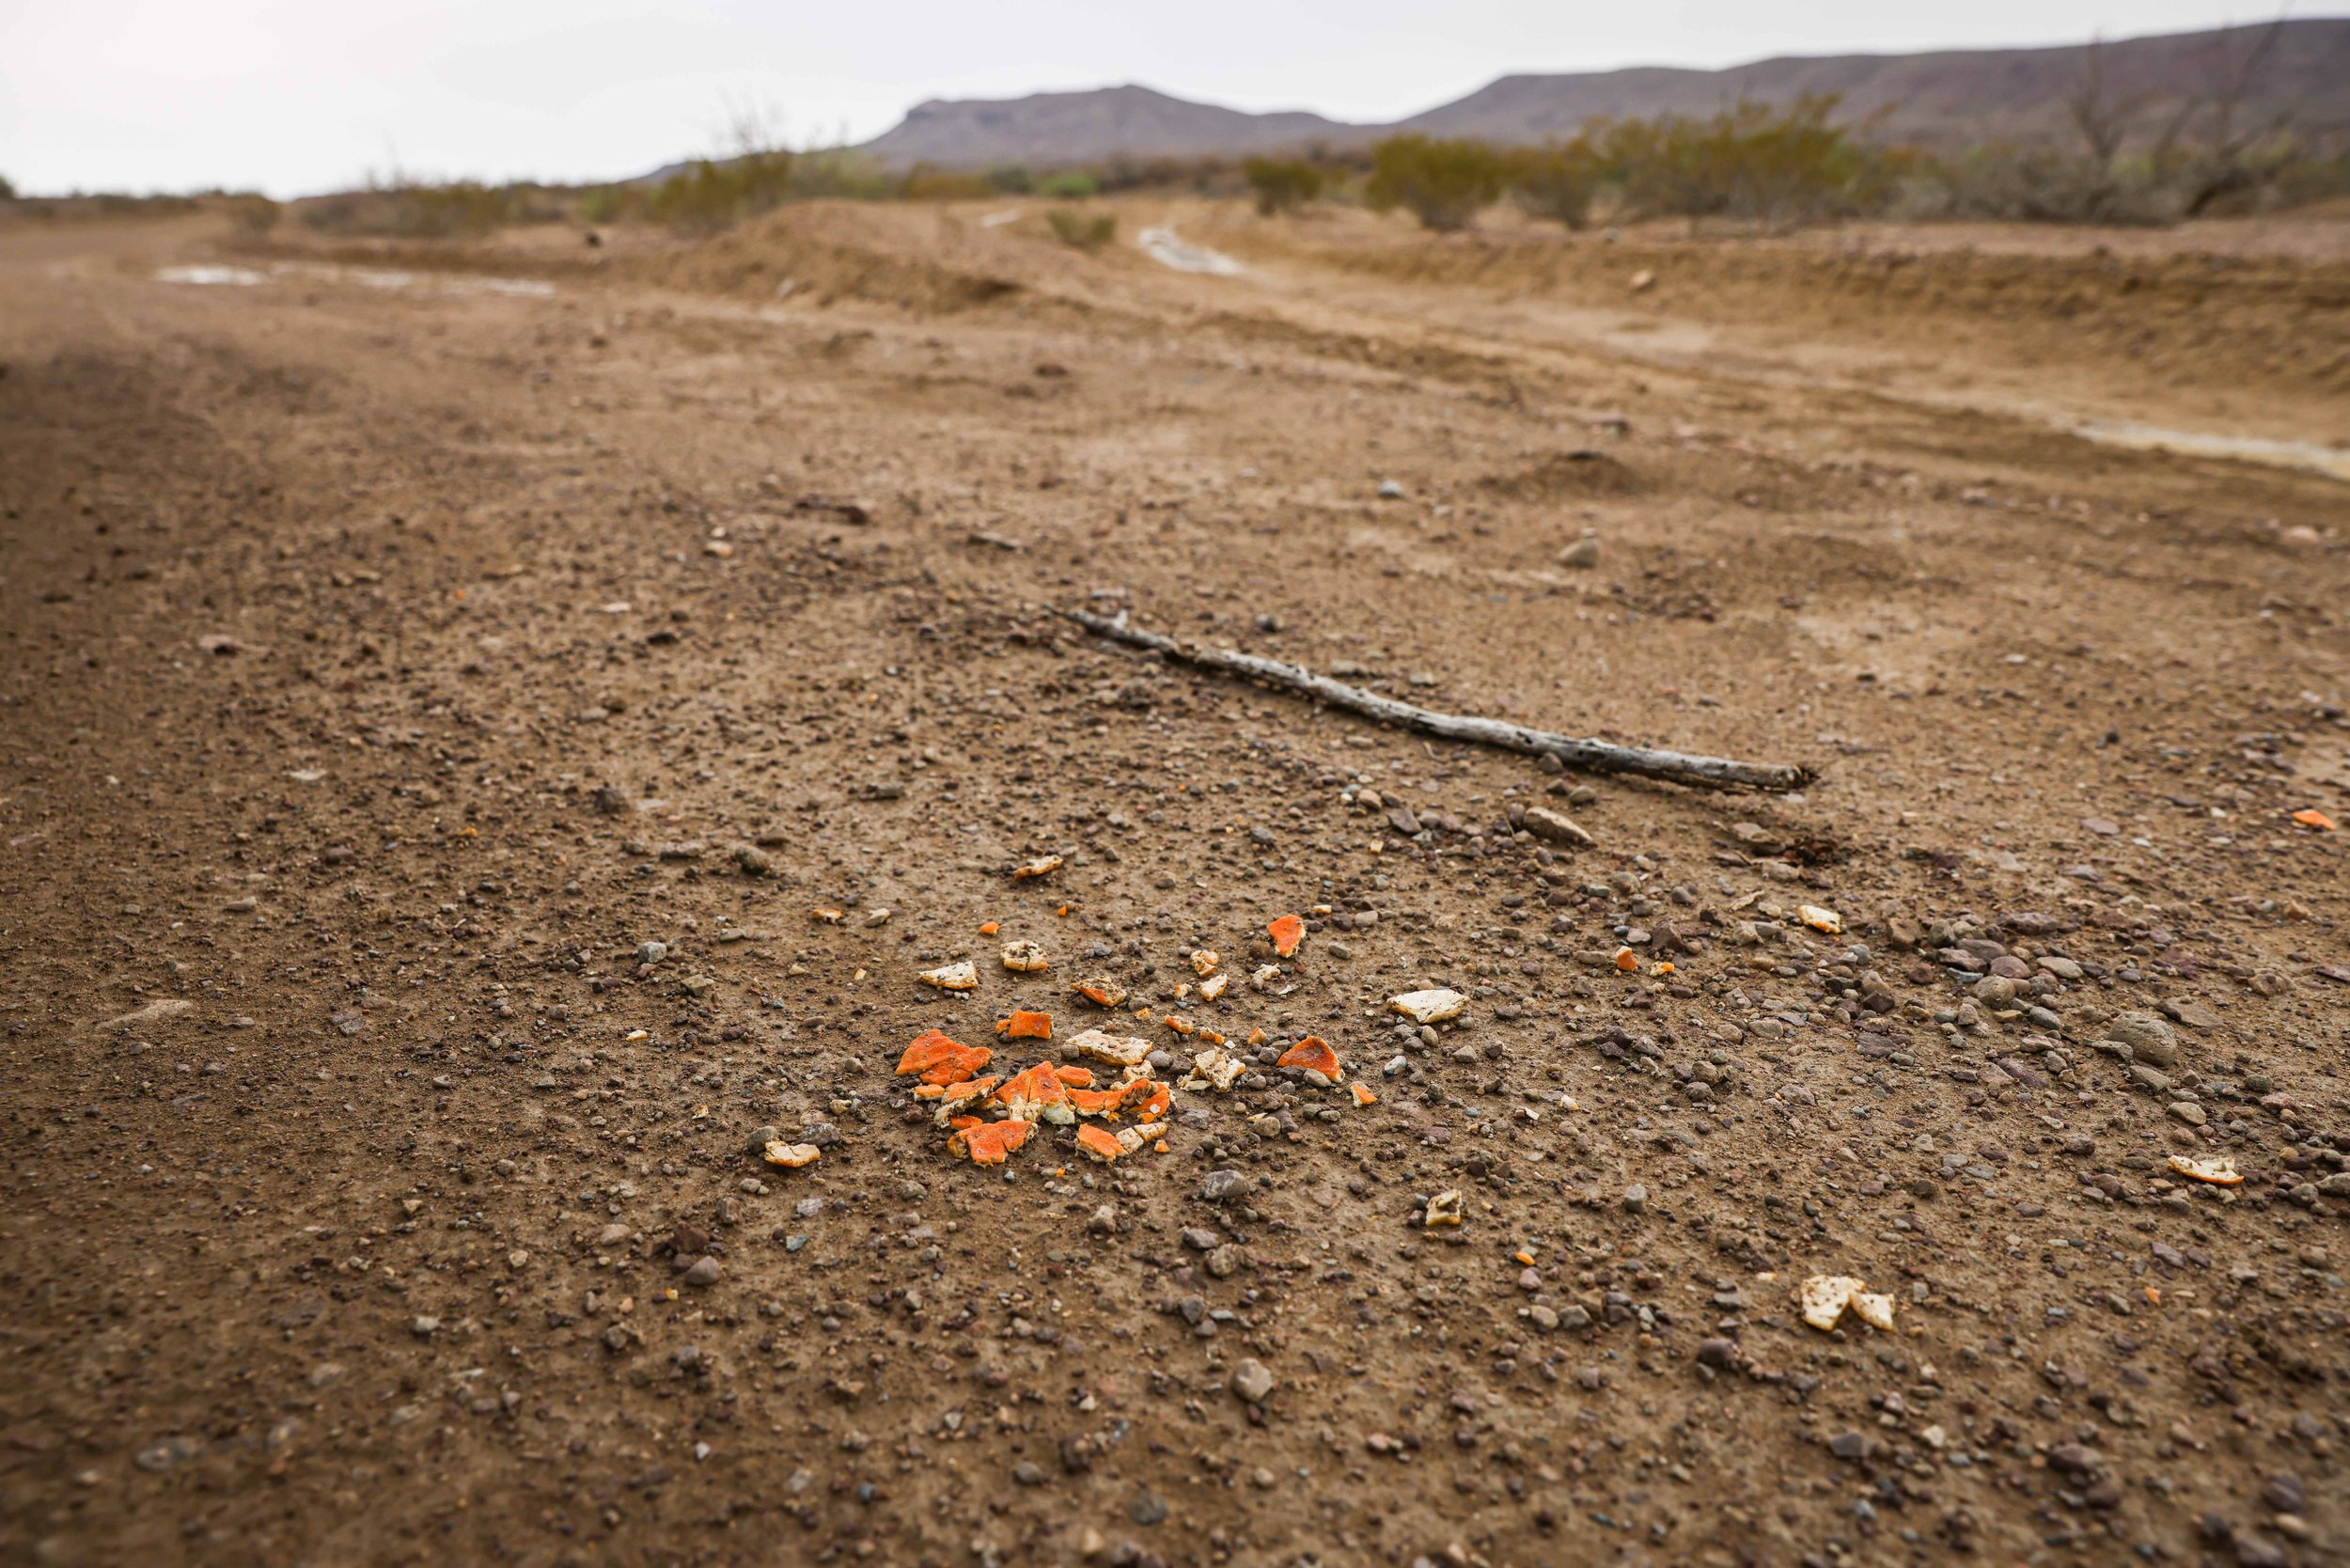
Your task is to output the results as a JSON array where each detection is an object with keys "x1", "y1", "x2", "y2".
[{"x1": 1059, "y1": 607, "x2": 1815, "y2": 793}]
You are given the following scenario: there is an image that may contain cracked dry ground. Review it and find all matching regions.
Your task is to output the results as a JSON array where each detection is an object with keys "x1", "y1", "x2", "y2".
[{"x1": 2, "y1": 208, "x2": 2347, "y2": 1568}]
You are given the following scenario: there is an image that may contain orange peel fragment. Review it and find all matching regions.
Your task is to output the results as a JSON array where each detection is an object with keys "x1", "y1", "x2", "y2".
[
  {"x1": 1351, "y1": 1082, "x2": 1379, "y2": 1106},
  {"x1": 997, "y1": 1060, "x2": 1075, "y2": 1124},
  {"x1": 995, "y1": 1010, "x2": 1054, "y2": 1041},
  {"x1": 948, "y1": 1119, "x2": 1032, "y2": 1165},
  {"x1": 1074, "y1": 1123, "x2": 1124, "y2": 1162},
  {"x1": 929, "y1": 1074, "x2": 998, "y2": 1105},
  {"x1": 1277, "y1": 1037, "x2": 1342, "y2": 1079},
  {"x1": 1072, "y1": 977, "x2": 1128, "y2": 1008},
  {"x1": 2293, "y1": 808, "x2": 2337, "y2": 831},
  {"x1": 1267, "y1": 914, "x2": 1305, "y2": 958},
  {"x1": 896, "y1": 1028, "x2": 994, "y2": 1086},
  {"x1": 2167, "y1": 1153, "x2": 2243, "y2": 1185}
]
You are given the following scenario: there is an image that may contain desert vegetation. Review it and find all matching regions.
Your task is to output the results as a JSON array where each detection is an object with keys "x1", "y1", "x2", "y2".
[
  {"x1": 1363, "y1": 134, "x2": 1509, "y2": 230},
  {"x1": 1243, "y1": 156, "x2": 1324, "y2": 214},
  {"x1": 1044, "y1": 207, "x2": 1116, "y2": 250},
  {"x1": 204, "y1": 21, "x2": 2337, "y2": 245}
]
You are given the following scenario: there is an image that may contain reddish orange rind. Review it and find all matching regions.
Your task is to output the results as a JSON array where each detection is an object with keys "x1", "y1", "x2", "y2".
[
  {"x1": 996, "y1": 1060, "x2": 1074, "y2": 1123},
  {"x1": 995, "y1": 1010, "x2": 1054, "y2": 1041},
  {"x1": 896, "y1": 1028, "x2": 995, "y2": 1086},
  {"x1": 1277, "y1": 1037, "x2": 1341, "y2": 1078},
  {"x1": 948, "y1": 1119, "x2": 1033, "y2": 1165},
  {"x1": 1268, "y1": 914, "x2": 1305, "y2": 958}
]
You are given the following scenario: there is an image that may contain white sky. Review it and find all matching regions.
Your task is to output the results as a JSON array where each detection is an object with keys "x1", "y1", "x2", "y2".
[{"x1": 0, "y1": 1, "x2": 2320, "y2": 197}]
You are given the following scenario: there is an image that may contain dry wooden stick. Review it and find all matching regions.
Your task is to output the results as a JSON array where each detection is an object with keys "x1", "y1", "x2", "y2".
[{"x1": 1060, "y1": 607, "x2": 1814, "y2": 793}]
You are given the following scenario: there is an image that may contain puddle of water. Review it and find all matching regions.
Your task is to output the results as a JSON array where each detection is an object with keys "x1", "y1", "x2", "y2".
[
  {"x1": 155, "y1": 265, "x2": 269, "y2": 286},
  {"x1": 1136, "y1": 227, "x2": 1242, "y2": 276},
  {"x1": 2074, "y1": 421, "x2": 2350, "y2": 482},
  {"x1": 153, "y1": 261, "x2": 556, "y2": 299},
  {"x1": 461, "y1": 275, "x2": 556, "y2": 297}
]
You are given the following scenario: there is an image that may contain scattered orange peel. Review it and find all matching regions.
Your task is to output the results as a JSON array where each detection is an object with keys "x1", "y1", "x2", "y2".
[
  {"x1": 1072, "y1": 977, "x2": 1128, "y2": 1009},
  {"x1": 2167, "y1": 1153, "x2": 2243, "y2": 1185},
  {"x1": 995, "y1": 1010, "x2": 1054, "y2": 1041},
  {"x1": 997, "y1": 1061, "x2": 1075, "y2": 1125},
  {"x1": 1267, "y1": 914, "x2": 1305, "y2": 958},
  {"x1": 918, "y1": 961, "x2": 979, "y2": 991},
  {"x1": 1276, "y1": 1037, "x2": 1342, "y2": 1080},
  {"x1": 948, "y1": 1119, "x2": 1033, "y2": 1166},
  {"x1": 2292, "y1": 808, "x2": 2337, "y2": 831}
]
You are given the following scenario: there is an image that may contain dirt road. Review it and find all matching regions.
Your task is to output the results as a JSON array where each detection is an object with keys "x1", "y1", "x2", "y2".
[{"x1": 2, "y1": 199, "x2": 2346, "y2": 1568}]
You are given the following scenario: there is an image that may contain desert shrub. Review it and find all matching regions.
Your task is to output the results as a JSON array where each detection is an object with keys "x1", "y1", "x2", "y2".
[
  {"x1": 900, "y1": 164, "x2": 996, "y2": 200},
  {"x1": 648, "y1": 152, "x2": 795, "y2": 233},
  {"x1": 986, "y1": 165, "x2": 1035, "y2": 194},
  {"x1": 1508, "y1": 142, "x2": 1598, "y2": 227},
  {"x1": 1045, "y1": 208, "x2": 1116, "y2": 250},
  {"x1": 1365, "y1": 134, "x2": 1507, "y2": 230},
  {"x1": 1037, "y1": 171, "x2": 1098, "y2": 199},
  {"x1": 0, "y1": 174, "x2": 15, "y2": 201},
  {"x1": 1243, "y1": 156, "x2": 1324, "y2": 215},
  {"x1": 1584, "y1": 97, "x2": 1890, "y2": 226},
  {"x1": 791, "y1": 149, "x2": 895, "y2": 201},
  {"x1": 226, "y1": 195, "x2": 280, "y2": 234},
  {"x1": 298, "y1": 181, "x2": 534, "y2": 237}
]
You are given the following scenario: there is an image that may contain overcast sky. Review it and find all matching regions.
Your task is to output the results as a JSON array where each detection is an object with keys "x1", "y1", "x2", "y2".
[{"x1": 0, "y1": 1, "x2": 2321, "y2": 197}]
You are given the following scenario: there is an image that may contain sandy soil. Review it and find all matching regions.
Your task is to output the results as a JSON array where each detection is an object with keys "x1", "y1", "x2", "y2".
[{"x1": 3, "y1": 197, "x2": 2347, "y2": 1568}]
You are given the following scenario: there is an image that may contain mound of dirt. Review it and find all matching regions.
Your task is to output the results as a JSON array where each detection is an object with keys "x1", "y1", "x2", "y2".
[
  {"x1": 1214, "y1": 207, "x2": 2350, "y2": 405},
  {"x1": 626, "y1": 203, "x2": 1027, "y2": 312},
  {"x1": 1479, "y1": 447, "x2": 1644, "y2": 497}
]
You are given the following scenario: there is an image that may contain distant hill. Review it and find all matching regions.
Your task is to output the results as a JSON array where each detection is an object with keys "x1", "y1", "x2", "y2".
[
  {"x1": 837, "y1": 20, "x2": 2350, "y2": 169},
  {"x1": 857, "y1": 84, "x2": 1357, "y2": 167},
  {"x1": 1396, "y1": 20, "x2": 2350, "y2": 150}
]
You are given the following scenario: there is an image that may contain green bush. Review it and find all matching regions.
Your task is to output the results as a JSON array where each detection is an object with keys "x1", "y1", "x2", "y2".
[
  {"x1": 986, "y1": 165, "x2": 1034, "y2": 195},
  {"x1": 1508, "y1": 143, "x2": 1598, "y2": 227},
  {"x1": 1583, "y1": 97, "x2": 1893, "y2": 226},
  {"x1": 900, "y1": 164, "x2": 997, "y2": 200},
  {"x1": 1045, "y1": 208, "x2": 1116, "y2": 251},
  {"x1": 298, "y1": 180, "x2": 551, "y2": 238},
  {"x1": 0, "y1": 174, "x2": 15, "y2": 201},
  {"x1": 648, "y1": 152, "x2": 795, "y2": 234},
  {"x1": 1365, "y1": 134, "x2": 1507, "y2": 231},
  {"x1": 226, "y1": 194, "x2": 280, "y2": 235},
  {"x1": 1037, "y1": 171, "x2": 1098, "y2": 199},
  {"x1": 1243, "y1": 156, "x2": 1323, "y2": 214}
]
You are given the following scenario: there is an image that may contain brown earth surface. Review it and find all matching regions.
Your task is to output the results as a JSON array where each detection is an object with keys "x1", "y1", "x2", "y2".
[{"x1": 3, "y1": 197, "x2": 2349, "y2": 1568}]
